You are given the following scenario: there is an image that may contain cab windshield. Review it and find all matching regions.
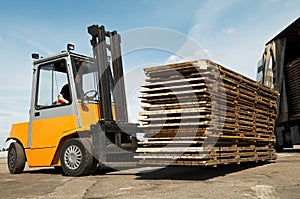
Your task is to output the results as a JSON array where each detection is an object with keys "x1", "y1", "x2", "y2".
[{"x1": 71, "y1": 55, "x2": 99, "y2": 102}]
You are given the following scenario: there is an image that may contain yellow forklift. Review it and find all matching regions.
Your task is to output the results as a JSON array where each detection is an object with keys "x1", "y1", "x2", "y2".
[{"x1": 6, "y1": 25, "x2": 137, "y2": 176}]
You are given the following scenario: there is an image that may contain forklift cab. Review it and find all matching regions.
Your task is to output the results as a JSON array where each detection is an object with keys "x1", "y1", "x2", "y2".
[
  {"x1": 33, "y1": 52, "x2": 99, "y2": 113},
  {"x1": 25, "y1": 52, "x2": 103, "y2": 166},
  {"x1": 35, "y1": 54, "x2": 99, "y2": 106}
]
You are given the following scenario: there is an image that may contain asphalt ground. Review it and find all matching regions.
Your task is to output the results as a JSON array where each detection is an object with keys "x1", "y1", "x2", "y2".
[{"x1": 0, "y1": 147, "x2": 300, "y2": 199}]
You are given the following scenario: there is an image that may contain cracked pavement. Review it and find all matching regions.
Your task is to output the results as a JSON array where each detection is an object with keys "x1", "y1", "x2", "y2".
[{"x1": 0, "y1": 148, "x2": 300, "y2": 199}]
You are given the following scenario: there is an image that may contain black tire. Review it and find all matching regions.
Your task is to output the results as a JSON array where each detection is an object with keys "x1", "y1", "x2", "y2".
[
  {"x1": 60, "y1": 138, "x2": 93, "y2": 176},
  {"x1": 7, "y1": 142, "x2": 26, "y2": 174},
  {"x1": 89, "y1": 157, "x2": 99, "y2": 175}
]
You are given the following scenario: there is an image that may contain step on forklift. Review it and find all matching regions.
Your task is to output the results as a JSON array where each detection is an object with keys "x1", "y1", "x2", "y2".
[{"x1": 6, "y1": 25, "x2": 138, "y2": 176}]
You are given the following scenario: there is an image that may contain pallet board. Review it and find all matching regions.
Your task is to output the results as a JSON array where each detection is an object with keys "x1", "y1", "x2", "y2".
[{"x1": 136, "y1": 60, "x2": 278, "y2": 166}]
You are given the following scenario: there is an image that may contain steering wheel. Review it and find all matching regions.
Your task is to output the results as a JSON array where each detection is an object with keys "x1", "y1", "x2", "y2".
[{"x1": 83, "y1": 90, "x2": 98, "y2": 100}]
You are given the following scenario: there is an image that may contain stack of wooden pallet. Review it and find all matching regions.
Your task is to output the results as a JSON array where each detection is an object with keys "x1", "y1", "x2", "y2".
[{"x1": 135, "y1": 60, "x2": 278, "y2": 166}]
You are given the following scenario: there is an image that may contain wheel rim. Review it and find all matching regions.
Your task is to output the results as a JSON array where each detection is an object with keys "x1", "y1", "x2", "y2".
[
  {"x1": 64, "y1": 145, "x2": 82, "y2": 170},
  {"x1": 8, "y1": 147, "x2": 16, "y2": 170}
]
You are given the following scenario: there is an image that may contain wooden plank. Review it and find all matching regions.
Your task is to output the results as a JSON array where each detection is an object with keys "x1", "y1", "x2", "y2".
[
  {"x1": 139, "y1": 107, "x2": 212, "y2": 116},
  {"x1": 140, "y1": 82, "x2": 207, "y2": 93},
  {"x1": 142, "y1": 76, "x2": 207, "y2": 88}
]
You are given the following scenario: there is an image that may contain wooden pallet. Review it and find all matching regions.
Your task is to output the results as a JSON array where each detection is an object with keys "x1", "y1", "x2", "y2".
[{"x1": 135, "y1": 145, "x2": 276, "y2": 166}]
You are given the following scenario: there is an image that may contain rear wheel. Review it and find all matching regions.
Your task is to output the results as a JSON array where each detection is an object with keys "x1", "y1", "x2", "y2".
[
  {"x1": 7, "y1": 142, "x2": 26, "y2": 174},
  {"x1": 60, "y1": 138, "x2": 93, "y2": 176}
]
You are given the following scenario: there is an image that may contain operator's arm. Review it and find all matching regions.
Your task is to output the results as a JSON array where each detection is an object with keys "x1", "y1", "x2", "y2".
[{"x1": 58, "y1": 94, "x2": 69, "y2": 104}]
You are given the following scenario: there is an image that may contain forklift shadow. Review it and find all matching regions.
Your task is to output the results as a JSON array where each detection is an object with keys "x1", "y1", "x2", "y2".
[
  {"x1": 22, "y1": 162, "x2": 273, "y2": 179},
  {"x1": 23, "y1": 167, "x2": 64, "y2": 175},
  {"x1": 23, "y1": 167, "x2": 117, "y2": 176},
  {"x1": 135, "y1": 162, "x2": 273, "y2": 181}
]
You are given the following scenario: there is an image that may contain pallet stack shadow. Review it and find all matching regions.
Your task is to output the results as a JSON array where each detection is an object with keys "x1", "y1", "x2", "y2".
[{"x1": 135, "y1": 60, "x2": 278, "y2": 166}]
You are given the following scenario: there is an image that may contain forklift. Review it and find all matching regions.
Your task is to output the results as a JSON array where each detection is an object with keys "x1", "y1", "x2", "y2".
[{"x1": 6, "y1": 25, "x2": 138, "y2": 176}]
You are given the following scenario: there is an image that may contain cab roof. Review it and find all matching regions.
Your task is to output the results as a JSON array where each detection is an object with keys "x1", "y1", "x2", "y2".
[{"x1": 33, "y1": 51, "x2": 94, "y2": 65}]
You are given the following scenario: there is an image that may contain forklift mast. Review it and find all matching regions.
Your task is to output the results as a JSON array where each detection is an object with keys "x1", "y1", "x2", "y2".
[
  {"x1": 88, "y1": 25, "x2": 128, "y2": 122},
  {"x1": 87, "y1": 25, "x2": 137, "y2": 164}
]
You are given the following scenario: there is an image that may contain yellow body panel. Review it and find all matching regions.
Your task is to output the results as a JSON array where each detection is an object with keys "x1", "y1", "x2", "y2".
[
  {"x1": 30, "y1": 115, "x2": 78, "y2": 148},
  {"x1": 78, "y1": 103, "x2": 100, "y2": 130},
  {"x1": 9, "y1": 102, "x2": 116, "y2": 167},
  {"x1": 25, "y1": 147, "x2": 57, "y2": 167},
  {"x1": 10, "y1": 122, "x2": 29, "y2": 148},
  {"x1": 77, "y1": 103, "x2": 116, "y2": 130}
]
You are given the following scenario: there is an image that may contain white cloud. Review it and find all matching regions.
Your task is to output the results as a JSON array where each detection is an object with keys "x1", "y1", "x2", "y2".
[
  {"x1": 0, "y1": 113, "x2": 12, "y2": 117},
  {"x1": 13, "y1": 33, "x2": 54, "y2": 55},
  {"x1": 189, "y1": 1, "x2": 238, "y2": 38},
  {"x1": 0, "y1": 93, "x2": 30, "y2": 148},
  {"x1": 184, "y1": 0, "x2": 300, "y2": 79},
  {"x1": 0, "y1": 128, "x2": 10, "y2": 149},
  {"x1": 285, "y1": 1, "x2": 291, "y2": 6},
  {"x1": 165, "y1": 55, "x2": 184, "y2": 64},
  {"x1": 163, "y1": 1, "x2": 238, "y2": 66},
  {"x1": 0, "y1": 110, "x2": 28, "y2": 149},
  {"x1": 164, "y1": 30, "x2": 211, "y2": 64},
  {"x1": 222, "y1": 28, "x2": 236, "y2": 34},
  {"x1": 269, "y1": 0, "x2": 291, "y2": 7},
  {"x1": 165, "y1": 49, "x2": 211, "y2": 64}
]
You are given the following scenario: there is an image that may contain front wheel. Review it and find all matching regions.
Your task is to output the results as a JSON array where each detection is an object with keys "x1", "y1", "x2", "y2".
[
  {"x1": 60, "y1": 138, "x2": 93, "y2": 176},
  {"x1": 7, "y1": 142, "x2": 26, "y2": 174}
]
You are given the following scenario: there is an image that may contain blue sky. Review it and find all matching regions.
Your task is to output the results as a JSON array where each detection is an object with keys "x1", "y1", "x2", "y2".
[{"x1": 0, "y1": 0, "x2": 299, "y2": 148}]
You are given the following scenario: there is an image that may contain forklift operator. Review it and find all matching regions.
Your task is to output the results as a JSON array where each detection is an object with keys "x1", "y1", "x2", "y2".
[
  {"x1": 57, "y1": 71, "x2": 84, "y2": 104},
  {"x1": 58, "y1": 84, "x2": 71, "y2": 104}
]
